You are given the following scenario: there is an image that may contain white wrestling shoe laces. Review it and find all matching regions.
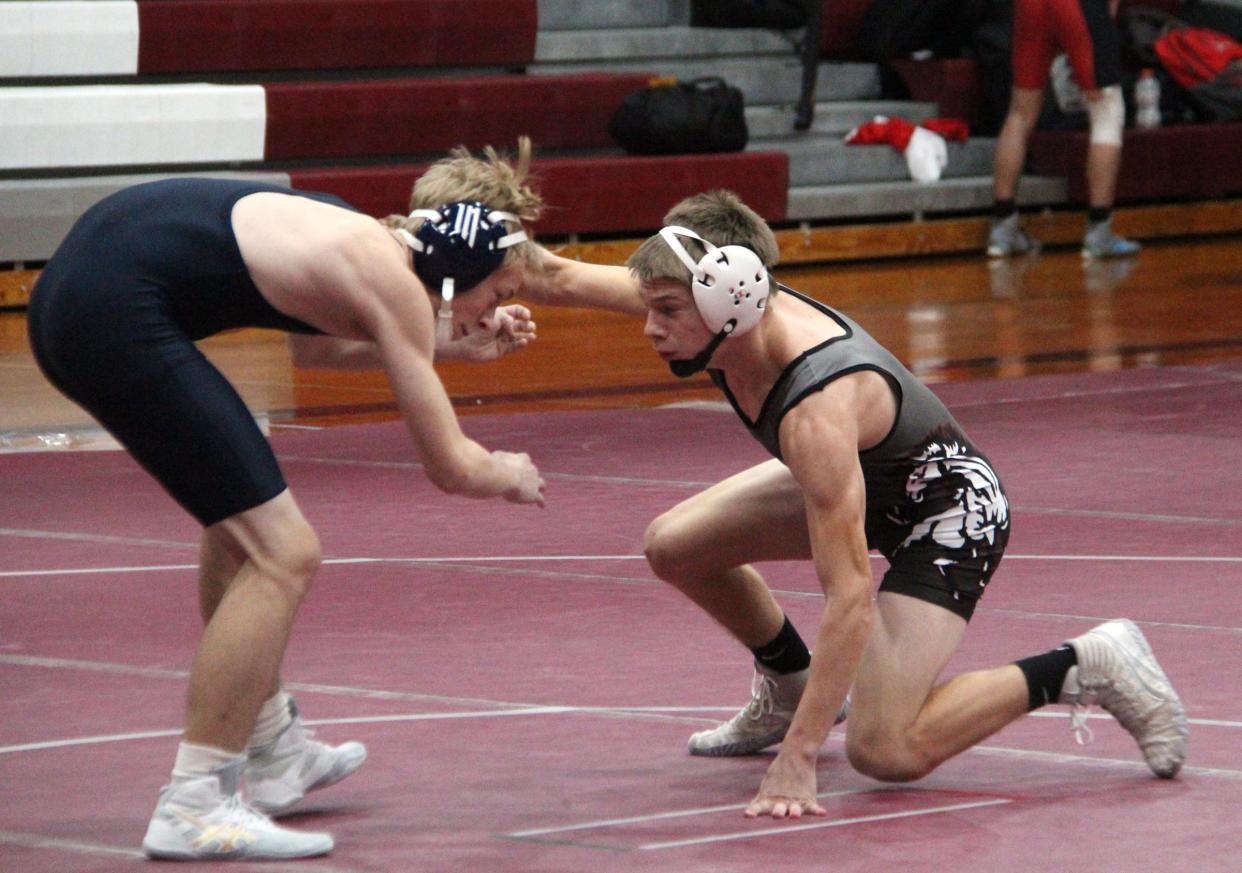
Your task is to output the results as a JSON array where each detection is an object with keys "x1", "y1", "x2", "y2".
[
  {"x1": 143, "y1": 761, "x2": 333, "y2": 860},
  {"x1": 245, "y1": 717, "x2": 368, "y2": 816},
  {"x1": 1060, "y1": 619, "x2": 1189, "y2": 778},
  {"x1": 688, "y1": 664, "x2": 850, "y2": 757}
]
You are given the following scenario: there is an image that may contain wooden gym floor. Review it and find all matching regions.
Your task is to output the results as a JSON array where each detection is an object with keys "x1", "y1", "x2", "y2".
[{"x1": 2, "y1": 232, "x2": 1240, "y2": 436}]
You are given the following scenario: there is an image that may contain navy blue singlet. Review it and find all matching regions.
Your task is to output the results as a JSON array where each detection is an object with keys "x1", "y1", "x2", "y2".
[{"x1": 27, "y1": 177, "x2": 357, "y2": 526}]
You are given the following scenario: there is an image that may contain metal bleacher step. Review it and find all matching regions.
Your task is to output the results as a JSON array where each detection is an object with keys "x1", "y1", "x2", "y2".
[
  {"x1": 786, "y1": 175, "x2": 1068, "y2": 221},
  {"x1": 532, "y1": 20, "x2": 879, "y2": 107},
  {"x1": 746, "y1": 100, "x2": 939, "y2": 139},
  {"x1": 531, "y1": 54, "x2": 882, "y2": 107},
  {"x1": 536, "y1": 0, "x2": 690, "y2": 31},
  {"x1": 529, "y1": 0, "x2": 1071, "y2": 225},
  {"x1": 759, "y1": 133, "x2": 1000, "y2": 188},
  {"x1": 535, "y1": 25, "x2": 798, "y2": 63}
]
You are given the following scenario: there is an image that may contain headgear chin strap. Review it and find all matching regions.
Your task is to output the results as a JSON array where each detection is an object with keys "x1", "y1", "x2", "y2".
[
  {"x1": 658, "y1": 225, "x2": 770, "y2": 377},
  {"x1": 395, "y1": 200, "x2": 527, "y2": 344}
]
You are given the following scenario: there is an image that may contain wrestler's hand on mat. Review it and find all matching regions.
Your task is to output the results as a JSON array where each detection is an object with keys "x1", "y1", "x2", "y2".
[
  {"x1": 744, "y1": 751, "x2": 826, "y2": 820},
  {"x1": 437, "y1": 305, "x2": 536, "y2": 362},
  {"x1": 493, "y1": 450, "x2": 546, "y2": 507}
]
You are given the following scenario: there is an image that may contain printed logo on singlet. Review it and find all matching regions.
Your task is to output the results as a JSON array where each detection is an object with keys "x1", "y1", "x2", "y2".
[{"x1": 896, "y1": 440, "x2": 1010, "y2": 566}]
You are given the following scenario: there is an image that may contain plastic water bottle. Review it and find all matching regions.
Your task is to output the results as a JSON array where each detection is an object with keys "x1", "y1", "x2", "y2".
[{"x1": 1135, "y1": 68, "x2": 1161, "y2": 129}]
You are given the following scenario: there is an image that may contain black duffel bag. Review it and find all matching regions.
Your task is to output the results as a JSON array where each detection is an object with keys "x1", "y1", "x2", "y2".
[{"x1": 608, "y1": 77, "x2": 748, "y2": 155}]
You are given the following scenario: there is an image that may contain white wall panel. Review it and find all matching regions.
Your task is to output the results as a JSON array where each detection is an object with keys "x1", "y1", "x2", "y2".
[
  {"x1": 0, "y1": 84, "x2": 267, "y2": 170},
  {"x1": 0, "y1": 2, "x2": 139, "y2": 77}
]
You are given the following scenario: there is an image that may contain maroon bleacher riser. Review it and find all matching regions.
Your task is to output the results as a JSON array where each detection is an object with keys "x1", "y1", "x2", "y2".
[
  {"x1": 137, "y1": 0, "x2": 537, "y2": 74},
  {"x1": 290, "y1": 151, "x2": 790, "y2": 234},
  {"x1": 264, "y1": 74, "x2": 655, "y2": 160},
  {"x1": 1030, "y1": 123, "x2": 1242, "y2": 204},
  {"x1": 533, "y1": 152, "x2": 789, "y2": 234}
]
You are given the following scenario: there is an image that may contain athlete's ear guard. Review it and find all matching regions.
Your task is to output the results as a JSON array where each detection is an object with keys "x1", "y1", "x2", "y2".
[
  {"x1": 658, "y1": 225, "x2": 769, "y2": 336},
  {"x1": 394, "y1": 200, "x2": 527, "y2": 343}
]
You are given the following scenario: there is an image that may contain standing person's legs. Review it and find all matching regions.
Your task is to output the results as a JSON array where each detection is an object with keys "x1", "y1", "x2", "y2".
[
  {"x1": 144, "y1": 491, "x2": 336, "y2": 860},
  {"x1": 992, "y1": 89, "x2": 1046, "y2": 205},
  {"x1": 991, "y1": 0, "x2": 1054, "y2": 256},
  {"x1": 989, "y1": 89, "x2": 1046, "y2": 257},
  {"x1": 1057, "y1": 0, "x2": 1140, "y2": 256},
  {"x1": 1079, "y1": 86, "x2": 1140, "y2": 256},
  {"x1": 644, "y1": 460, "x2": 848, "y2": 756},
  {"x1": 29, "y1": 268, "x2": 344, "y2": 858},
  {"x1": 184, "y1": 492, "x2": 320, "y2": 752},
  {"x1": 197, "y1": 522, "x2": 367, "y2": 818},
  {"x1": 1084, "y1": 114, "x2": 1122, "y2": 209}
]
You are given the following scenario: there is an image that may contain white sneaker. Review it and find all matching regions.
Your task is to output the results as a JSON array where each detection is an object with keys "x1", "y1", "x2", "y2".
[
  {"x1": 246, "y1": 718, "x2": 367, "y2": 816},
  {"x1": 987, "y1": 213, "x2": 1040, "y2": 257},
  {"x1": 688, "y1": 664, "x2": 850, "y2": 757},
  {"x1": 142, "y1": 763, "x2": 333, "y2": 860},
  {"x1": 1060, "y1": 619, "x2": 1188, "y2": 778}
]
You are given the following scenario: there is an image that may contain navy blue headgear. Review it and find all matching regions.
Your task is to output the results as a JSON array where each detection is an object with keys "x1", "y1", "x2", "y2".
[{"x1": 403, "y1": 201, "x2": 527, "y2": 303}]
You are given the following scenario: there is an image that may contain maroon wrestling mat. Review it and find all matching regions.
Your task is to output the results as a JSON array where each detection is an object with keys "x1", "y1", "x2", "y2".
[{"x1": 2, "y1": 362, "x2": 1240, "y2": 872}]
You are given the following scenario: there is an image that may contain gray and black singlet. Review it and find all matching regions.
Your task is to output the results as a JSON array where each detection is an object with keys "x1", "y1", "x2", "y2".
[
  {"x1": 27, "y1": 177, "x2": 352, "y2": 526},
  {"x1": 710, "y1": 286, "x2": 1010, "y2": 620}
]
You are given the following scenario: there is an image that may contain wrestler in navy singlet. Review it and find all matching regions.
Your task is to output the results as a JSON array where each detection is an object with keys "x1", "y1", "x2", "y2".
[
  {"x1": 27, "y1": 178, "x2": 355, "y2": 526},
  {"x1": 710, "y1": 287, "x2": 1010, "y2": 620}
]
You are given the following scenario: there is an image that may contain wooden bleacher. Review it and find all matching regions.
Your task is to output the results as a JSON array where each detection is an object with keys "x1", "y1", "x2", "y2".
[
  {"x1": 0, "y1": 0, "x2": 794, "y2": 282},
  {"x1": 822, "y1": 0, "x2": 1242, "y2": 207},
  {"x1": 3, "y1": 0, "x2": 1239, "y2": 312}
]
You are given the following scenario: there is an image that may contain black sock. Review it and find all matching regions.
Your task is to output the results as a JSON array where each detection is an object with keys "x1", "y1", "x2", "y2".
[
  {"x1": 1088, "y1": 206, "x2": 1112, "y2": 224},
  {"x1": 993, "y1": 199, "x2": 1017, "y2": 219},
  {"x1": 1014, "y1": 644, "x2": 1077, "y2": 711},
  {"x1": 751, "y1": 616, "x2": 811, "y2": 675}
]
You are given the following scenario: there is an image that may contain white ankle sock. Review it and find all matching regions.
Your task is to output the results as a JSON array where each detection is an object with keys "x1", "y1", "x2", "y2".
[
  {"x1": 171, "y1": 742, "x2": 245, "y2": 784},
  {"x1": 248, "y1": 690, "x2": 295, "y2": 753}
]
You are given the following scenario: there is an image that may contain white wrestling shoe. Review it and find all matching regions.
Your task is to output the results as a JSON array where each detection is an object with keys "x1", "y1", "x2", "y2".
[
  {"x1": 688, "y1": 664, "x2": 850, "y2": 757},
  {"x1": 1060, "y1": 619, "x2": 1188, "y2": 778},
  {"x1": 143, "y1": 762, "x2": 333, "y2": 860},
  {"x1": 245, "y1": 718, "x2": 367, "y2": 816}
]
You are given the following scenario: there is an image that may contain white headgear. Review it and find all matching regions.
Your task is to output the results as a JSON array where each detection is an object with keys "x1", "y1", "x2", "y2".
[{"x1": 658, "y1": 225, "x2": 770, "y2": 336}]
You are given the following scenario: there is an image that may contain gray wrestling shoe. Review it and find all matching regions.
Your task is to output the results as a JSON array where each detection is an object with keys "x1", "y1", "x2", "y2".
[
  {"x1": 1060, "y1": 619, "x2": 1188, "y2": 778},
  {"x1": 688, "y1": 664, "x2": 850, "y2": 757},
  {"x1": 987, "y1": 213, "x2": 1040, "y2": 257},
  {"x1": 1081, "y1": 218, "x2": 1140, "y2": 259},
  {"x1": 246, "y1": 716, "x2": 367, "y2": 816},
  {"x1": 143, "y1": 760, "x2": 333, "y2": 860}
]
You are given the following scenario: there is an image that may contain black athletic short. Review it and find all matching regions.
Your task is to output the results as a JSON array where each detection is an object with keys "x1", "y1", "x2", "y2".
[
  {"x1": 869, "y1": 449, "x2": 1011, "y2": 622},
  {"x1": 27, "y1": 178, "x2": 348, "y2": 526}
]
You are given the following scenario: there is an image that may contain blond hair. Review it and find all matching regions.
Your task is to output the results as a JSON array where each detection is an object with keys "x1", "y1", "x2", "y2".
[
  {"x1": 627, "y1": 190, "x2": 780, "y2": 288},
  {"x1": 383, "y1": 136, "x2": 544, "y2": 267}
]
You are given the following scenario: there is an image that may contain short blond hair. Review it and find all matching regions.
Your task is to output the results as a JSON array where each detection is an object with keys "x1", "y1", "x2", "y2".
[
  {"x1": 383, "y1": 136, "x2": 544, "y2": 267},
  {"x1": 627, "y1": 190, "x2": 780, "y2": 286}
]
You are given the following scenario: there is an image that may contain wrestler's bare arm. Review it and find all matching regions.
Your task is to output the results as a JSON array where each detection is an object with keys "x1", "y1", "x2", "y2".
[
  {"x1": 289, "y1": 304, "x2": 536, "y2": 368},
  {"x1": 746, "y1": 385, "x2": 873, "y2": 818},
  {"x1": 352, "y1": 259, "x2": 543, "y2": 504},
  {"x1": 520, "y1": 248, "x2": 645, "y2": 315}
]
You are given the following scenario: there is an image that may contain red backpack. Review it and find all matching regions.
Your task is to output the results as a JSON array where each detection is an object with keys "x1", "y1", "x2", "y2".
[{"x1": 1154, "y1": 27, "x2": 1242, "y2": 88}]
